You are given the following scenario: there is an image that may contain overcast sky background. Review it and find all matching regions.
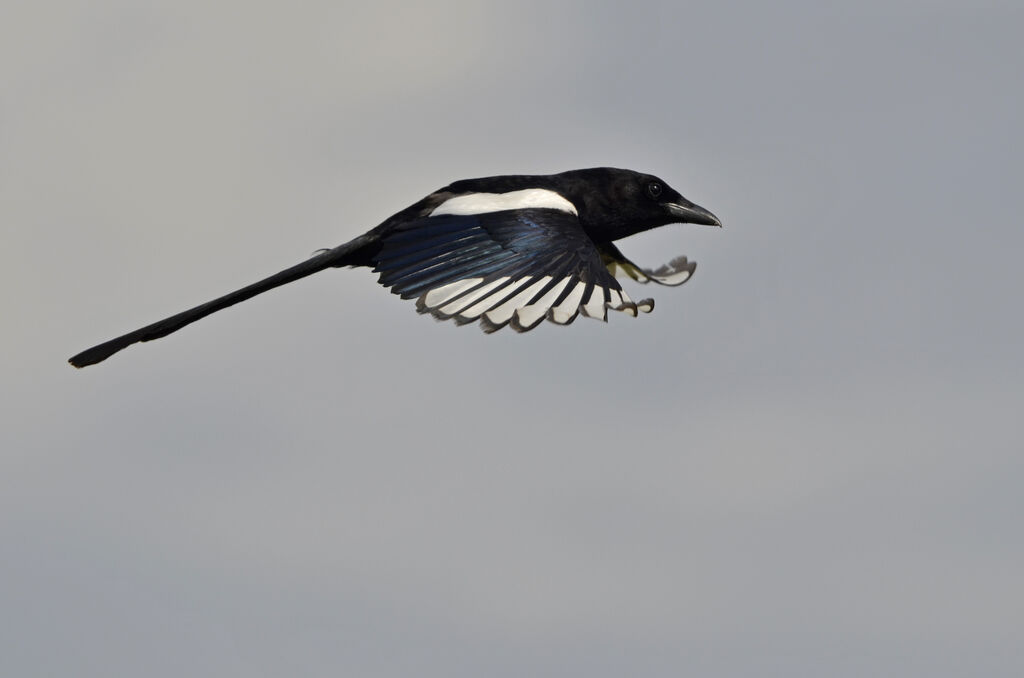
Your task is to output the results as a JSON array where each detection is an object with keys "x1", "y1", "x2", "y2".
[{"x1": 3, "y1": 2, "x2": 1022, "y2": 676}]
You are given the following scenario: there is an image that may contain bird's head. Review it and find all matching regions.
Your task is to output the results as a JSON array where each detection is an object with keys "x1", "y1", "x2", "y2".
[{"x1": 553, "y1": 167, "x2": 721, "y2": 242}]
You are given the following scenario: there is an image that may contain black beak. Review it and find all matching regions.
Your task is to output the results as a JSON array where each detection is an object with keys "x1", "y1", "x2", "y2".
[{"x1": 666, "y1": 201, "x2": 722, "y2": 227}]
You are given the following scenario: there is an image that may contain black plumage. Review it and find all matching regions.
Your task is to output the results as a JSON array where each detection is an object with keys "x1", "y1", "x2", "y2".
[{"x1": 69, "y1": 167, "x2": 721, "y2": 368}]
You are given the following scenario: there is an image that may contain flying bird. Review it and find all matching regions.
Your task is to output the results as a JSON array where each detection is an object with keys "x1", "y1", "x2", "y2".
[{"x1": 68, "y1": 167, "x2": 721, "y2": 368}]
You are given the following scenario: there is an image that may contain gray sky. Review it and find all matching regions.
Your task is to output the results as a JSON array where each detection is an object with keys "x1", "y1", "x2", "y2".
[{"x1": 3, "y1": 1, "x2": 1023, "y2": 676}]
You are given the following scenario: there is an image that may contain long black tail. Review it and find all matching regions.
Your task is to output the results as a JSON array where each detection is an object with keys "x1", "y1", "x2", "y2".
[{"x1": 68, "y1": 234, "x2": 377, "y2": 368}]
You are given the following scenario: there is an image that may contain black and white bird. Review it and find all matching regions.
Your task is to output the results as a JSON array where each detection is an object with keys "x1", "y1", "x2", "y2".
[{"x1": 69, "y1": 167, "x2": 721, "y2": 368}]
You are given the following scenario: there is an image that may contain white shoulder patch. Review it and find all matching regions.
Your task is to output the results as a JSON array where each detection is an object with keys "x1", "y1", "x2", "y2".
[{"x1": 430, "y1": 189, "x2": 578, "y2": 217}]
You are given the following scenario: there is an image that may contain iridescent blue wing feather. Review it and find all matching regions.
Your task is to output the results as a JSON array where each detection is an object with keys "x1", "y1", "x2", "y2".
[{"x1": 373, "y1": 209, "x2": 653, "y2": 332}]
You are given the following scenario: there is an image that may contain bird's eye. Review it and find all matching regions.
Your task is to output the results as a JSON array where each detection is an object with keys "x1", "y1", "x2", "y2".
[{"x1": 647, "y1": 182, "x2": 663, "y2": 199}]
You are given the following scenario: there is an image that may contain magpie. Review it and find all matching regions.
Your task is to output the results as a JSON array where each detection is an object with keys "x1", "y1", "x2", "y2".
[{"x1": 68, "y1": 167, "x2": 721, "y2": 368}]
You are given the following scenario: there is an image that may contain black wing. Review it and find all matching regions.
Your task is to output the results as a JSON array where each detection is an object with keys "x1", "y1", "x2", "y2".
[
  {"x1": 373, "y1": 209, "x2": 654, "y2": 332},
  {"x1": 599, "y1": 242, "x2": 697, "y2": 286}
]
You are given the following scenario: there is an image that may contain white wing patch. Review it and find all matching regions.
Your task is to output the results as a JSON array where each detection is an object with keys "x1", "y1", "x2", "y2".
[
  {"x1": 644, "y1": 257, "x2": 694, "y2": 286},
  {"x1": 483, "y1": 277, "x2": 551, "y2": 325},
  {"x1": 513, "y1": 277, "x2": 572, "y2": 329},
  {"x1": 430, "y1": 189, "x2": 578, "y2": 217},
  {"x1": 458, "y1": 279, "x2": 530, "y2": 320},
  {"x1": 416, "y1": 275, "x2": 654, "y2": 332},
  {"x1": 581, "y1": 285, "x2": 608, "y2": 319},
  {"x1": 438, "y1": 278, "x2": 509, "y2": 317},
  {"x1": 606, "y1": 254, "x2": 696, "y2": 287},
  {"x1": 423, "y1": 278, "x2": 484, "y2": 307},
  {"x1": 548, "y1": 282, "x2": 588, "y2": 325}
]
